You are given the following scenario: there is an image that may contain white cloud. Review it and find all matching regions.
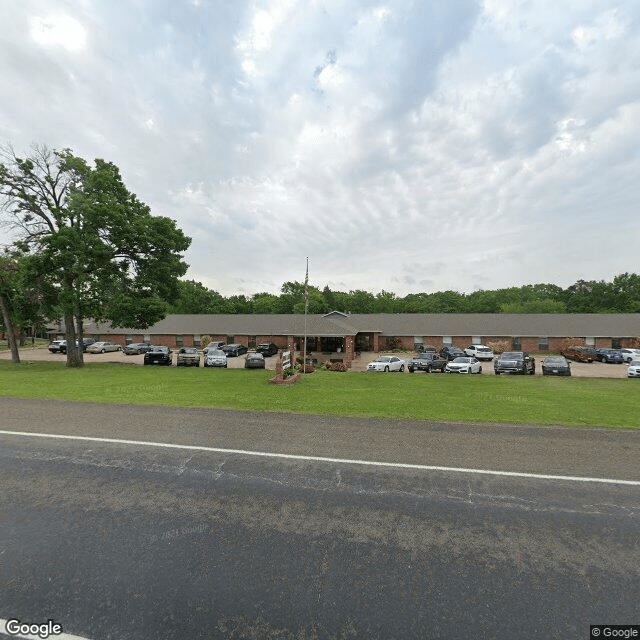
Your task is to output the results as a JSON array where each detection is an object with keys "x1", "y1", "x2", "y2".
[
  {"x1": 30, "y1": 14, "x2": 87, "y2": 52},
  {"x1": 1, "y1": 0, "x2": 639, "y2": 297}
]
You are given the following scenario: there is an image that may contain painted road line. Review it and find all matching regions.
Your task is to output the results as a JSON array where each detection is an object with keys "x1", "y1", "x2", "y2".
[
  {"x1": 1, "y1": 429, "x2": 639, "y2": 486},
  {"x1": 0, "y1": 618, "x2": 92, "y2": 640}
]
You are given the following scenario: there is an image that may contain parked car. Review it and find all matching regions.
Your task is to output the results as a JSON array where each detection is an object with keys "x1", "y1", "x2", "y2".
[
  {"x1": 407, "y1": 352, "x2": 447, "y2": 373},
  {"x1": 48, "y1": 340, "x2": 65, "y2": 353},
  {"x1": 580, "y1": 347, "x2": 599, "y2": 360},
  {"x1": 619, "y1": 348, "x2": 640, "y2": 363},
  {"x1": 245, "y1": 352, "x2": 265, "y2": 369},
  {"x1": 59, "y1": 338, "x2": 97, "y2": 354},
  {"x1": 445, "y1": 357, "x2": 482, "y2": 374},
  {"x1": 123, "y1": 342, "x2": 153, "y2": 355},
  {"x1": 367, "y1": 355, "x2": 405, "y2": 372},
  {"x1": 440, "y1": 346, "x2": 466, "y2": 361},
  {"x1": 204, "y1": 349, "x2": 227, "y2": 368},
  {"x1": 494, "y1": 351, "x2": 535, "y2": 375},
  {"x1": 542, "y1": 355, "x2": 571, "y2": 376},
  {"x1": 561, "y1": 346, "x2": 593, "y2": 363},
  {"x1": 464, "y1": 345, "x2": 494, "y2": 361},
  {"x1": 176, "y1": 347, "x2": 200, "y2": 367},
  {"x1": 86, "y1": 341, "x2": 121, "y2": 353},
  {"x1": 143, "y1": 346, "x2": 172, "y2": 366},
  {"x1": 222, "y1": 343, "x2": 248, "y2": 357},
  {"x1": 202, "y1": 341, "x2": 226, "y2": 355},
  {"x1": 627, "y1": 360, "x2": 640, "y2": 378},
  {"x1": 596, "y1": 348, "x2": 624, "y2": 363},
  {"x1": 256, "y1": 343, "x2": 279, "y2": 357},
  {"x1": 415, "y1": 344, "x2": 438, "y2": 353}
]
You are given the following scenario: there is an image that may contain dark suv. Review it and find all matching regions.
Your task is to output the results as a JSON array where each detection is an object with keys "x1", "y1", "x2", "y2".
[
  {"x1": 408, "y1": 352, "x2": 448, "y2": 373},
  {"x1": 494, "y1": 351, "x2": 535, "y2": 375},
  {"x1": 256, "y1": 342, "x2": 279, "y2": 357},
  {"x1": 440, "y1": 346, "x2": 466, "y2": 361}
]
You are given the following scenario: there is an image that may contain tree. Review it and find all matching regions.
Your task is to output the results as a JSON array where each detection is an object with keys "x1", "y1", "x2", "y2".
[
  {"x1": 0, "y1": 145, "x2": 191, "y2": 367},
  {"x1": 0, "y1": 255, "x2": 20, "y2": 363},
  {"x1": 170, "y1": 280, "x2": 227, "y2": 314}
]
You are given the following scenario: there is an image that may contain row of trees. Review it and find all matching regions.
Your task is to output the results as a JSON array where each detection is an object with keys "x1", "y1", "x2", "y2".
[
  {"x1": 169, "y1": 274, "x2": 640, "y2": 316},
  {"x1": 0, "y1": 144, "x2": 191, "y2": 366}
]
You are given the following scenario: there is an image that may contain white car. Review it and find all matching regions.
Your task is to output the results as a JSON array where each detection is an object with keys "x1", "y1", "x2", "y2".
[
  {"x1": 627, "y1": 360, "x2": 640, "y2": 378},
  {"x1": 204, "y1": 349, "x2": 228, "y2": 368},
  {"x1": 464, "y1": 345, "x2": 494, "y2": 360},
  {"x1": 620, "y1": 348, "x2": 640, "y2": 363},
  {"x1": 86, "y1": 341, "x2": 121, "y2": 353},
  {"x1": 367, "y1": 355, "x2": 405, "y2": 372},
  {"x1": 445, "y1": 357, "x2": 482, "y2": 374}
]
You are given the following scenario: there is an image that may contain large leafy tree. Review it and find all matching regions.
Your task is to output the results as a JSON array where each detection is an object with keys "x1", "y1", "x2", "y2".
[{"x1": 0, "y1": 144, "x2": 191, "y2": 367}]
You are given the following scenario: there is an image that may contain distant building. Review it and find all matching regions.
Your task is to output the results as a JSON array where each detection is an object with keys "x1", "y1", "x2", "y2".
[{"x1": 48, "y1": 312, "x2": 640, "y2": 368}]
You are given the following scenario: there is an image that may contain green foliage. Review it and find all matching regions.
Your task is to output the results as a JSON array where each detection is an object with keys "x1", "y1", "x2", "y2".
[
  {"x1": 165, "y1": 272, "x2": 640, "y2": 315},
  {"x1": 0, "y1": 144, "x2": 191, "y2": 363}
]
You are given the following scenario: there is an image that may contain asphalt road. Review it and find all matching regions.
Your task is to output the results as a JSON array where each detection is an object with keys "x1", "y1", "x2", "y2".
[{"x1": 1, "y1": 398, "x2": 639, "y2": 640}]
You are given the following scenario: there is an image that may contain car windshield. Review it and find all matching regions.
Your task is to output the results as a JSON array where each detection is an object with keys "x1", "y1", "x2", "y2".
[
  {"x1": 501, "y1": 352, "x2": 523, "y2": 359},
  {"x1": 452, "y1": 357, "x2": 471, "y2": 363},
  {"x1": 376, "y1": 356, "x2": 392, "y2": 362},
  {"x1": 630, "y1": 360, "x2": 640, "y2": 366},
  {"x1": 182, "y1": 348, "x2": 198, "y2": 354},
  {"x1": 476, "y1": 347, "x2": 491, "y2": 352},
  {"x1": 544, "y1": 357, "x2": 566, "y2": 364},
  {"x1": 208, "y1": 350, "x2": 225, "y2": 357}
]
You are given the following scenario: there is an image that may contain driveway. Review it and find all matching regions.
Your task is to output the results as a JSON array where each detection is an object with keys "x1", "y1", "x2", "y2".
[{"x1": 1, "y1": 346, "x2": 631, "y2": 377}]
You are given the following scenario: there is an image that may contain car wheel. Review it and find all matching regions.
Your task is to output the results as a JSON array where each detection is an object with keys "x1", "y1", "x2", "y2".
[
  {"x1": 100, "y1": 349, "x2": 105, "y2": 353},
  {"x1": 495, "y1": 371, "x2": 500, "y2": 375},
  {"x1": 478, "y1": 367, "x2": 482, "y2": 374},
  {"x1": 425, "y1": 365, "x2": 431, "y2": 373},
  {"x1": 408, "y1": 367, "x2": 414, "y2": 373},
  {"x1": 399, "y1": 365, "x2": 404, "y2": 372},
  {"x1": 384, "y1": 366, "x2": 389, "y2": 372}
]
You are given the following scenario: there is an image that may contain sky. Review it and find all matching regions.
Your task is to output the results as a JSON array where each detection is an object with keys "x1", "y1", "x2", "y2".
[{"x1": 1, "y1": 0, "x2": 639, "y2": 298}]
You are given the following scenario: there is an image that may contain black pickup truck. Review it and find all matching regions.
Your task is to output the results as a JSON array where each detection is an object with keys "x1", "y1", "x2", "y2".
[{"x1": 494, "y1": 351, "x2": 536, "y2": 375}]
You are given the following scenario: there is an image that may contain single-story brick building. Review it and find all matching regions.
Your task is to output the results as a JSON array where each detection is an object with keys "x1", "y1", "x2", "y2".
[{"x1": 48, "y1": 312, "x2": 640, "y2": 369}]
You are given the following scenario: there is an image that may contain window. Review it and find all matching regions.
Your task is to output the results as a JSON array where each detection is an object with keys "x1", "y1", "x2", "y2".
[
  {"x1": 143, "y1": 334, "x2": 151, "y2": 343},
  {"x1": 539, "y1": 337, "x2": 549, "y2": 351},
  {"x1": 442, "y1": 336, "x2": 452, "y2": 346},
  {"x1": 472, "y1": 337, "x2": 482, "y2": 345},
  {"x1": 586, "y1": 337, "x2": 595, "y2": 346},
  {"x1": 126, "y1": 335, "x2": 134, "y2": 345},
  {"x1": 193, "y1": 335, "x2": 200, "y2": 344},
  {"x1": 612, "y1": 338, "x2": 622, "y2": 349},
  {"x1": 512, "y1": 337, "x2": 521, "y2": 350},
  {"x1": 176, "y1": 335, "x2": 184, "y2": 348}
]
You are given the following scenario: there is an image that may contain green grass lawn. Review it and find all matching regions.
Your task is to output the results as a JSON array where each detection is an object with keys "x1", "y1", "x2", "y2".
[{"x1": 0, "y1": 359, "x2": 637, "y2": 428}]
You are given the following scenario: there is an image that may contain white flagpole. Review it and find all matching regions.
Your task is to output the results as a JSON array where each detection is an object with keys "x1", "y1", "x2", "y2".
[{"x1": 303, "y1": 257, "x2": 308, "y2": 373}]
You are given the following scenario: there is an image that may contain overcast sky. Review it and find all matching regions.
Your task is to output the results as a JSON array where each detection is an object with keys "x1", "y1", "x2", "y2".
[{"x1": 1, "y1": 0, "x2": 639, "y2": 297}]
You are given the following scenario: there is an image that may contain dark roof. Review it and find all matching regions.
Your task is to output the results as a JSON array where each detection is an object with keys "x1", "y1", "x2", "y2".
[{"x1": 53, "y1": 313, "x2": 640, "y2": 338}]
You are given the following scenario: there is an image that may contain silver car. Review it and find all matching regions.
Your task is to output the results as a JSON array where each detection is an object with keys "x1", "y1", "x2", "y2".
[{"x1": 86, "y1": 341, "x2": 121, "y2": 353}]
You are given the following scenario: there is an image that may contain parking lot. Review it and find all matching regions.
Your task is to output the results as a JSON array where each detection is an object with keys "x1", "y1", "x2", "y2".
[{"x1": 0, "y1": 346, "x2": 632, "y2": 378}]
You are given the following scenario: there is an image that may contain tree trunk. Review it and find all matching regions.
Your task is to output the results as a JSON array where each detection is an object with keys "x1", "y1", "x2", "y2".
[
  {"x1": 0, "y1": 291, "x2": 20, "y2": 364},
  {"x1": 64, "y1": 311, "x2": 83, "y2": 368}
]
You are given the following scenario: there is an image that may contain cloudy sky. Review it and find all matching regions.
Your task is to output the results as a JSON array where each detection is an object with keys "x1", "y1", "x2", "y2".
[{"x1": 1, "y1": 0, "x2": 639, "y2": 297}]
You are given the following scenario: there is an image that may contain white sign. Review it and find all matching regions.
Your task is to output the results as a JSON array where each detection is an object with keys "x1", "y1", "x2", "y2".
[{"x1": 282, "y1": 350, "x2": 291, "y2": 370}]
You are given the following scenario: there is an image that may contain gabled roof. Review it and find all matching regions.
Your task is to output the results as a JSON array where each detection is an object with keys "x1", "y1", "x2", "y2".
[{"x1": 53, "y1": 312, "x2": 640, "y2": 338}]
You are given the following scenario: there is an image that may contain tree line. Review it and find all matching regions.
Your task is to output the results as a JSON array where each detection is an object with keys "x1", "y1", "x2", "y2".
[{"x1": 169, "y1": 274, "x2": 640, "y2": 315}]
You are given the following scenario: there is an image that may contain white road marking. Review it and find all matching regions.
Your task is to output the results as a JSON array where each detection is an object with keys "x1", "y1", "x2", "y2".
[
  {"x1": 1, "y1": 429, "x2": 639, "y2": 486},
  {"x1": 0, "y1": 618, "x2": 91, "y2": 640}
]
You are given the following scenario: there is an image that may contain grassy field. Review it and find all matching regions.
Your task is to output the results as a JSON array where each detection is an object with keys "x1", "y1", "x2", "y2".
[{"x1": 0, "y1": 359, "x2": 637, "y2": 428}]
